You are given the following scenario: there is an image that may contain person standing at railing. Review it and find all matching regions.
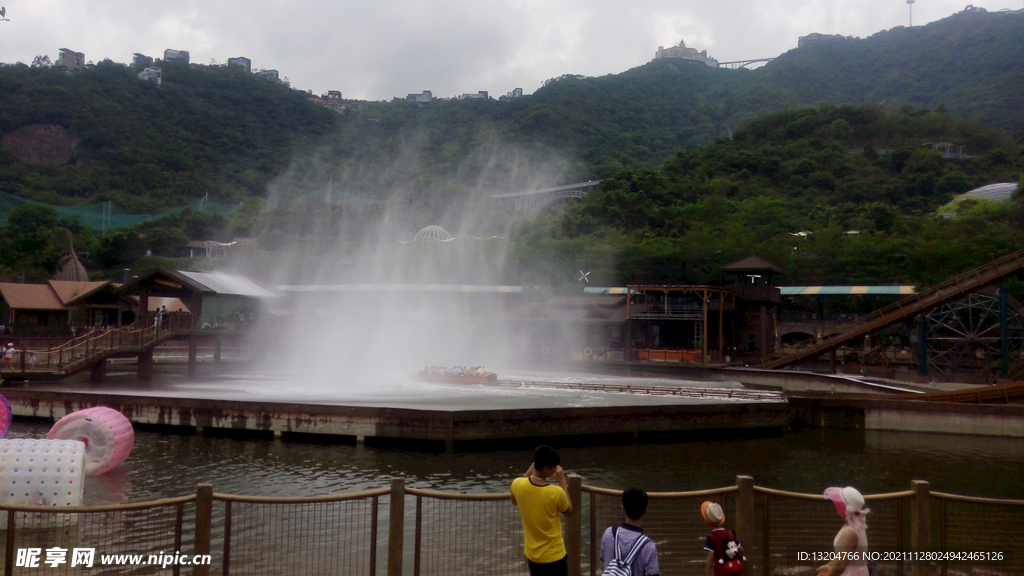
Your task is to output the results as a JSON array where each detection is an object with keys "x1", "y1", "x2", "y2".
[
  {"x1": 1, "y1": 342, "x2": 13, "y2": 370},
  {"x1": 702, "y1": 501, "x2": 744, "y2": 576},
  {"x1": 817, "y1": 486, "x2": 870, "y2": 576},
  {"x1": 510, "y1": 445, "x2": 572, "y2": 576},
  {"x1": 600, "y1": 487, "x2": 660, "y2": 576}
]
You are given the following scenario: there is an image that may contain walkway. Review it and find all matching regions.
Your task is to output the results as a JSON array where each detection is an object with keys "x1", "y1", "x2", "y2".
[{"x1": 0, "y1": 317, "x2": 189, "y2": 382}]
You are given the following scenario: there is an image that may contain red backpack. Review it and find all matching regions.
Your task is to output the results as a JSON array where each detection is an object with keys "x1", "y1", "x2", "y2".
[{"x1": 708, "y1": 529, "x2": 744, "y2": 576}]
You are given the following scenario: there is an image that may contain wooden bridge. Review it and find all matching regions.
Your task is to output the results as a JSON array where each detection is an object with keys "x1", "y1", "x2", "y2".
[
  {"x1": 765, "y1": 249, "x2": 1024, "y2": 369},
  {"x1": 0, "y1": 315, "x2": 193, "y2": 382}
]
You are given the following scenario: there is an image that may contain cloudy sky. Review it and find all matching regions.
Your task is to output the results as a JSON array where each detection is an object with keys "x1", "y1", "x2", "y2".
[{"x1": 1, "y1": 0, "x2": 1019, "y2": 101}]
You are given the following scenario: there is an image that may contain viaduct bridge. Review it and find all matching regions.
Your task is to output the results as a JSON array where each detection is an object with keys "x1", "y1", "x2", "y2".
[
  {"x1": 719, "y1": 58, "x2": 774, "y2": 69},
  {"x1": 490, "y1": 181, "x2": 601, "y2": 215}
]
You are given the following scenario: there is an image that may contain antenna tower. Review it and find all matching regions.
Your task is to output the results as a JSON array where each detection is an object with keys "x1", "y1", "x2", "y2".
[{"x1": 907, "y1": 0, "x2": 915, "y2": 27}]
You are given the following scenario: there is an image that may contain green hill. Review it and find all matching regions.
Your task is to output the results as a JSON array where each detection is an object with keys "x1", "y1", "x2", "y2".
[
  {"x1": 2, "y1": 9, "x2": 1022, "y2": 214},
  {"x1": 507, "y1": 105, "x2": 1024, "y2": 289},
  {"x1": 0, "y1": 60, "x2": 337, "y2": 213},
  {"x1": 1, "y1": 8, "x2": 1023, "y2": 282}
]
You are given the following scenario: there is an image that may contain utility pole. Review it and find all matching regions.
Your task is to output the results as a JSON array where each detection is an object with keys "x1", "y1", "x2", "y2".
[{"x1": 907, "y1": 0, "x2": 915, "y2": 27}]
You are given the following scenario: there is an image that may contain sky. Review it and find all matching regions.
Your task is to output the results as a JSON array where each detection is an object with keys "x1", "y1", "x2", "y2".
[{"x1": 1, "y1": 0, "x2": 1021, "y2": 101}]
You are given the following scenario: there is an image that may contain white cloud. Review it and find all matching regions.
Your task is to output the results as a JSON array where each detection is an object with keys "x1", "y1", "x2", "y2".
[{"x1": 0, "y1": 0, "x2": 1015, "y2": 100}]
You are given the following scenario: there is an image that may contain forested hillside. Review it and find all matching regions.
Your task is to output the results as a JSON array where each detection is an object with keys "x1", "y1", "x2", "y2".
[
  {"x1": 508, "y1": 106, "x2": 1024, "y2": 288},
  {"x1": 0, "y1": 60, "x2": 336, "y2": 212},
  {"x1": 0, "y1": 8, "x2": 1022, "y2": 283}
]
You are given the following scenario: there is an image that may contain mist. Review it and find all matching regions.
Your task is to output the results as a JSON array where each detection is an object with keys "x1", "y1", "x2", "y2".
[{"x1": 233, "y1": 121, "x2": 583, "y2": 377}]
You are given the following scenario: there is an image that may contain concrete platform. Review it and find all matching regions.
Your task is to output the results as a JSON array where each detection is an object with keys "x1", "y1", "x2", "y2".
[
  {"x1": 0, "y1": 376, "x2": 791, "y2": 449},
  {"x1": 789, "y1": 395, "x2": 1024, "y2": 437}
]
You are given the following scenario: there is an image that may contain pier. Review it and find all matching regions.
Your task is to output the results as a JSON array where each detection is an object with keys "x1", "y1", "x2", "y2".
[{"x1": 1, "y1": 385, "x2": 790, "y2": 451}]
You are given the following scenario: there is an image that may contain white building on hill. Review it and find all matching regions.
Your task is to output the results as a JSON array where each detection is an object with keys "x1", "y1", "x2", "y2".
[{"x1": 654, "y1": 40, "x2": 719, "y2": 67}]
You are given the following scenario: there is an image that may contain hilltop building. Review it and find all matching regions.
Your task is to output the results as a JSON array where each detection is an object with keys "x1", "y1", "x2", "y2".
[
  {"x1": 132, "y1": 53, "x2": 153, "y2": 67},
  {"x1": 407, "y1": 90, "x2": 433, "y2": 103},
  {"x1": 259, "y1": 69, "x2": 279, "y2": 80},
  {"x1": 460, "y1": 91, "x2": 488, "y2": 99},
  {"x1": 163, "y1": 49, "x2": 190, "y2": 64},
  {"x1": 227, "y1": 57, "x2": 251, "y2": 72},
  {"x1": 57, "y1": 48, "x2": 85, "y2": 72},
  {"x1": 654, "y1": 40, "x2": 719, "y2": 67},
  {"x1": 309, "y1": 90, "x2": 361, "y2": 111},
  {"x1": 798, "y1": 33, "x2": 847, "y2": 47},
  {"x1": 508, "y1": 87, "x2": 523, "y2": 98},
  {"x1": 138, "y1": 67, "x2": 162, "y2": 86}
]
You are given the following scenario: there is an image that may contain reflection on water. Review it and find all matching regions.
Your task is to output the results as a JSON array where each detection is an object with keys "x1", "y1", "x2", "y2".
[{"x1": 8, "y1": 422, "x2": 1024, "y2": 503}]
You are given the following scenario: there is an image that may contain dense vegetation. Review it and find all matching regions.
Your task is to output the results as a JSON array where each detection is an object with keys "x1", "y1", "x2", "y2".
[
  {"x1": 0, "y1": 8, "x2": 1022, "y2": 284},
  {"x1": 0, "y1": 59, "x2": 336, "y2": 212},
  {"x1": 507, "y1": 106, "x2": 1024, "y2": 288}
]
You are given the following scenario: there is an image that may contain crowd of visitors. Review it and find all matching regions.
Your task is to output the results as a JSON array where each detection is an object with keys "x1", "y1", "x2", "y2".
[{"x1": 511, "y1": 445, "x2": 868, "y2": 576}]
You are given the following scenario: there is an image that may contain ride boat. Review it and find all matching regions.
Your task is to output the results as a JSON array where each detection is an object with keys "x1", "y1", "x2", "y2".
[{"x1": 417, "y1": 366, "x2": 497, "y2": 384}]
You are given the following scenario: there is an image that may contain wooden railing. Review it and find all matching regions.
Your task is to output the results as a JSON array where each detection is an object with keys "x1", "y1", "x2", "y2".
[
  {"x1": 2, "y1": 478, "x2": 1022, "y2": 576},
  {"x1": 0, "y1": 315, "x2": 191, "y2": 376}
]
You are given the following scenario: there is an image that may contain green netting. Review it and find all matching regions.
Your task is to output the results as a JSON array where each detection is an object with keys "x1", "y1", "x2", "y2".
[
  {"x1": 0, "y1": 192, "x2": 242, "y2": 231},
  {"x1": 267, "y1": 182, "x2": 384, "y2": 209}
]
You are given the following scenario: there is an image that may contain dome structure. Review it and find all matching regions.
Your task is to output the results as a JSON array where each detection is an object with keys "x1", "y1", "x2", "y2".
[
  {"x1": 961, "y1": 182, "x2": 1018, "y2": 202},
  {"x1": 413, "y1": 225, "x2": 454, "y2": 242}
]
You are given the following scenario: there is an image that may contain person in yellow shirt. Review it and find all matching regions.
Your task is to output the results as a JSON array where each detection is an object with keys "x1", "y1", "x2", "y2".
[{"x1": 510, "y1": 445, "x2": 573, "y2": 576}]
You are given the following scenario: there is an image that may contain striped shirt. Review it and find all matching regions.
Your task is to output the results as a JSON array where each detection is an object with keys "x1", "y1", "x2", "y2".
[{"x1": 600, "y1": 524, "x2": 659, "y2": 576}]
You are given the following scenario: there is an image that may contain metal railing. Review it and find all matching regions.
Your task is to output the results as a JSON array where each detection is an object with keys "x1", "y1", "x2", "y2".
[
  {"x1": 933, "y1": 491, "x2": 1024, "y2": 576},
  {"x1": 755, "y1": 485, "x2": 913, "y2": 576},
  {"x1": 213, "y1": 488, "x2": 388, "y2": 576},
  {"x1": 2, "y1": 478, "x2": 1021, "y2": 576},
  {"x1": 1, "y1": 494, "x2": 195, "y2": 576},
  {"x1": 585, "y1": 484, "x2": 739, "y2": 576},
  {"x1": 406, "y1": 487, "x2": 522, "y2": 576},
  {"x1": 497, "y1": 379, "x2": 785, "y2": 401}
]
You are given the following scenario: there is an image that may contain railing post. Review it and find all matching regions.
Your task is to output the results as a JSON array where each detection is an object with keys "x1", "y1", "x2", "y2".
[
  {"x1": 736, "y1": 475, "x2": 755, "y2": 561},
  {"x1": 6, "y1": 505, "x2": 17, "y2": 576},
  {"x1": 566, "y1": 474, "x2": 582, "y2": 576},
  {"x1": 388, "y1": 476, "x2": 405, "y2": 576},
  {"x1": 193, "y1": 483, "x2": 212, "y2": 576},
  {"x1": 911, "y1": 480, "x2": 930, "y2": 576}
]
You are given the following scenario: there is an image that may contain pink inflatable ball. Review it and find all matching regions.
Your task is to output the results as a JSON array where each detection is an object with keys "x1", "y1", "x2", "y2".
[
  {"x1": 47, "y1": 407, "x2": 134, "y2": 476},
  {"x1": 0, "y1": 395, "x2": 10, "y2": 438}
]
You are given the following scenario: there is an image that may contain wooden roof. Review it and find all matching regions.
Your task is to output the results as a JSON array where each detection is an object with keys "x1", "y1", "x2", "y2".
[
  {"x1": 721, "y1": 255, "x2": 783, "y2": 274},
  {"x1": 48, "y1": 280, "x2": 112, "y2": 305},
  {"x1": 0, "y1": 283, "x2": 68, "y2": 311},
  {"x1": 118, "y1": 268, "x2": 278, "y2": 299}
]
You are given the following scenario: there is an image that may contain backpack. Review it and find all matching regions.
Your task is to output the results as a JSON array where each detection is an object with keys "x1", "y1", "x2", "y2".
[
  {"x1": 602, "y1": 526, "x2": 650, "y2": 576},
  {"x1": 708, "y1": 529, "x2": 744, "y2": 576}
]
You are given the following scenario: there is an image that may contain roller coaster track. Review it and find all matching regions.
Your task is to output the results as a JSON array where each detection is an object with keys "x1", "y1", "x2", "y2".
[
  {"x1": 765, "y1": 249, "x2": 1024, "y2": 369},
  {"x1": 889, "y1": 380, "x2": 1024, "y2": 403}
]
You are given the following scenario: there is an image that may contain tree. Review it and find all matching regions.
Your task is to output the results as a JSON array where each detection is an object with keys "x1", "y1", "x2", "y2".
[{"x1": 30, "y1": 55, "x2": 51, "y2": 68}]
